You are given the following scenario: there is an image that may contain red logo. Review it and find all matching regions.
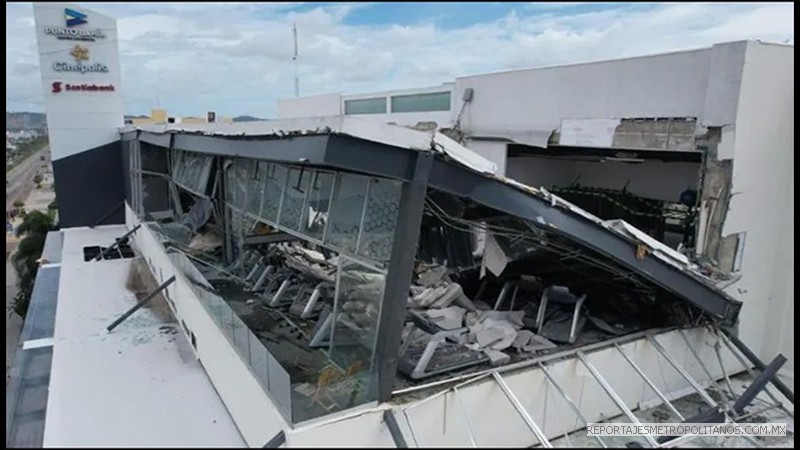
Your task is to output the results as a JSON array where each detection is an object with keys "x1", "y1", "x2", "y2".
[{"x1": 52, "y1": 82, "x2": 62, "y2": 93}]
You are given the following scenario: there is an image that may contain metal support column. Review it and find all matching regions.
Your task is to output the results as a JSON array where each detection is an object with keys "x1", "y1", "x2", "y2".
[
  {"x1": 646, "y1": 335, "x2": 716, "y2": 407},
  {"x1": 720, "y1": 327, "x2": 794, "y2": 405},
  {"x1": 383, "y1": 410, "x2": 409, "y2": 448},
  {"x1": 576, "y1": 351, "x2": 659, "y2": 448},
  {"x1": 374, "y1": 152, "x2": 433, "y2": 401},
  {"x1": 107, "y1": 276, "x2": 176, "y2": 332},
  {"x1": 491, "y1": 371, "x2": 553, "y2": 448},
  {"x1": 613, "y1": 343, "x2": 685, "y2": 421},
  {"x1": 539, "y1": 362, "x2": 607, "y2": 448},
  {"x1": 92, "y1": 224, "x2": 141, "y2": 261}
]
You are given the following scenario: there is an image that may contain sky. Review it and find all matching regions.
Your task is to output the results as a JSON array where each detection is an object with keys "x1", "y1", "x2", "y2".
[{"x1": 5, "y1": 2, "x2": 794, "y2": 118}]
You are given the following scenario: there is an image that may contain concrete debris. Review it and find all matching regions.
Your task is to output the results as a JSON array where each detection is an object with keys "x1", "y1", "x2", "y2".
[
  {"x1": 512, "y1": 329, "x2": 557, "y2": 353},
  {"x1": 466, "y1": 310, "x2": 526, "y2": 330},
  {"x1": 483, "y1": 348, "x2": 511, "y2": 366},
  {"x1": 417, "y1": 266, "x2": 449, "y2": 286},
  {"x1": 587, "y1": 315, "x2": 626, "y2": 336},
  {"x1": 431, "y1": 283, "x2": 464, "y2": 308},
  {"x1": 470, "y1": 318, "x2": 518, "y2": 351},
  {"x1": 188, "y1": 229, "x2": 223, "y2": 253},
  {"x1": 473, "y1": 300, "x2": 492, "y2": 311},
  {"x1": 423, "y1": 306, "x2": 466, "y2": 331}
]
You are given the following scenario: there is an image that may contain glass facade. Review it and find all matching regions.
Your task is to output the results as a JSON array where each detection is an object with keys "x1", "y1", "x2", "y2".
[
  {"x1": 215, "y1": 158, "x2": 405, "y2": 422},
  {"x1": 344, "y1": 97, "x2": 387, "y2": 115},
  {"x1": 390, "y1": 91, "x2": 451, "y2": 113}
]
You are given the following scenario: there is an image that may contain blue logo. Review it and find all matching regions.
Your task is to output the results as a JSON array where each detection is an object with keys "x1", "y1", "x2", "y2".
[{"x1": 65, "y1": 8, "x2": 87, "y2": 27}]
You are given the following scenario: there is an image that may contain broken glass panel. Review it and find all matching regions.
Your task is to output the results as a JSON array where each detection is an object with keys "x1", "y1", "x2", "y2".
[
  {"x1": 357, "y1": 178, "x2": 402, "y2": 263},
  {"x1": 233, "y1": 158, "x2": 251, "y2": 210},
  {"x1": 279, "y1": 167, "x2": 310, "y2": 232},
  {"x1": 328, "y1": 257, "x2": 385, "y2": 407},
  {"x1": 172, "y1": 149, "x2": 213, "y2": 194},
  {"x1": 326, "y1": 173, "x2": 369, "y2": 254},
  {"x1": 246, "y1": 160, "x2": 265, "y2": 216},
  {"x1": 301, "y1": 171, "x2": 335, "y2": 241},
  {"x1": 261, "y1": 163, "x2": 288, "y2": 223}
]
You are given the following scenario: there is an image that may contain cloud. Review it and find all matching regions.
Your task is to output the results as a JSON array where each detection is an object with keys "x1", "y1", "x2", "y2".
[{"x1": 5, "y1": 2, "x2": 794, "y2": 117}]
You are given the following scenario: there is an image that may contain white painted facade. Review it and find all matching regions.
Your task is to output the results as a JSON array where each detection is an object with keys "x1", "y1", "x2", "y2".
[
  {"x1": 279, "y1": 41, "x2": 795, "y2": 382},
  {"x1": 33, "y1": 2, "x2": 124, "y2": 161}
]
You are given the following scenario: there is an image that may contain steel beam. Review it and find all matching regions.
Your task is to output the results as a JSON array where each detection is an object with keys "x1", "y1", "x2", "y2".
[
  {"x1": 375, "y1": 152, "x2": 433, "y2": 402},
  {"x1": 107, "y1": 276, "x2": 176, "y2": 332}
]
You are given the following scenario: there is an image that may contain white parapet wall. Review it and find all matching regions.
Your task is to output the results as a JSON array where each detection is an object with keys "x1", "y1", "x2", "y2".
[{"x1": 125, "y1": 204, "x2": 288, "y2": 447}]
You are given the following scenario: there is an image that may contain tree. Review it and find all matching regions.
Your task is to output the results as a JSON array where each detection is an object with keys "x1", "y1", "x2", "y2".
[
  {"x1": 12, "y1": 200, "x2": 24, "y2": 208},
  {"x1": 11, "y1": 210, "x2": 54, "y2": 318}
]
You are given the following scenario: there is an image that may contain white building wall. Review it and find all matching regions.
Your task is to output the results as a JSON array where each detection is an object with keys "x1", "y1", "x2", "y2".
[
  {"x1": 278, "y1": 93, "x2": 342, "y2": 119},
  {"x1": 719, "y1": 42, "x2": 794, "y2": 377},
  {"x1": 454, "y1": 48, "x2": 715, "y2": 141},
  {"x1": 464, "y1": 140, "x2": 507, "y2": 176}
]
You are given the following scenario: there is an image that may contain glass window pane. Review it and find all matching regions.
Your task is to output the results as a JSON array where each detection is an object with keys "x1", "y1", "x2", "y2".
[
  {"x1": 246, "y1": 161, "x2": 264, "y2": 216},
  {"x1": 172, "y1": 149, "x2": 213, "y2": 194},
  {"x1": 301, "y1": 171, "x2": 335, "y2": 241},
  {"x1": 279, "y1": 167, "x2": 309, "y2": 231},
  {"x1": 328, "y1": 258, "x2": 385, "y2": 406},
  {"x1": 358, "y1": 178, "x2": 402, "y2": 262},
  {"x1": 261, "y1": 164, "x2": 288, "y2": 223},
  {"x1": 344, "y1": 98, "x2": 386, "y2": 115},
  {"x1": 390, "y1": 91, "x2": 451, "y2": 113},
  {"x1": 232, "y1": 158, "x2": 250, "y2": 210},
  {"x1": 326, "y1": 173, "x2": 369, "y2": 253}
]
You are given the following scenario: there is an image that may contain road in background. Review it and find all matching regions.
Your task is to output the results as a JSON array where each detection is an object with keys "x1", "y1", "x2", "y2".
[
  {"x1": 6, "y1": 144, "x2": 53, "y2": 379},
  {"x1": 6, "y1": 146, "x2": 49, "y2": 210}
]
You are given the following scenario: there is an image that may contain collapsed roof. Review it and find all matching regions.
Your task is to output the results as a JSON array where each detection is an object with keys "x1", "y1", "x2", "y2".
[{"x1": 127, "y1": 116, "x2": 742, "y2": 327}]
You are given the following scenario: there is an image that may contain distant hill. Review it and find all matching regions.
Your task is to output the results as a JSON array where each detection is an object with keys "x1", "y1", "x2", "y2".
[
  {"x1": 232, "y1": 115, "x2": 265, "y2": 122},
  {"x1": 6, "y1": 112, "x2": 47, "y2": 130}
]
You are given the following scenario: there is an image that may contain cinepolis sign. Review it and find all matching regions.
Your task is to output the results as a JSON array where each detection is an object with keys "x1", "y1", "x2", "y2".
[
  {"x1": 53, "y1": 61, "x2": 109, "y2": 74},
  {"x1": 52, "y1": 45, "x2": 109, "y2": 74},
  {"x1": 44, "y1": 8, "x2": 105, "y2": 41}
]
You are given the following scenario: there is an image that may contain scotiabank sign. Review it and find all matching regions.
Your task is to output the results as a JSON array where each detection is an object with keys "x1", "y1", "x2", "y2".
[{"x1": 51, "y1": 81, "x2": 115, "y2": 93}]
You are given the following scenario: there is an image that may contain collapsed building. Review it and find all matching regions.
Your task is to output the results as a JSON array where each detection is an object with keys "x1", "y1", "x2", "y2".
[
  {"x1": 9, "y1": 4, "x2": 792, "y2": 446},
  {"x1": 91, "y1": 116, "x2": 786, "y2": 446}
]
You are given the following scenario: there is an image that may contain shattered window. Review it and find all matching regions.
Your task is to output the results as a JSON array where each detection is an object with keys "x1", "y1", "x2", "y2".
[
  {"x1": 246, "y1": 160, "x2": 265, "y2": 217},
  {"x1": 357, "y1": 178, "x2": 402, "y2": 262},
  {"x1": 261, "y1": 163, "x2": 288, "y2": 223},
  {"x1": 279, "y1": 167, "x2": 310, "y2": 231},
  {"x1": 172, "y1": 149, "x2": 213, "y2": 195},
  {"x1": 233, "y1": 158, "x2": 251, "y2": 210},
  {"x1": 328, "y1": 257, "x2": 385, "y2": 405},
  {"x1": 301, "y1": 171, "x2": 335, "y2": 241},
  {"x1": 326, "y1": 173, "x2": 369, "y2": 254}
]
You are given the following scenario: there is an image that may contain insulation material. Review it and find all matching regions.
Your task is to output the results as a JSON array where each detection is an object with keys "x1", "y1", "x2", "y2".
[{"x1": 481, "y1": 232, "x2": 509, "y2": 278}]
